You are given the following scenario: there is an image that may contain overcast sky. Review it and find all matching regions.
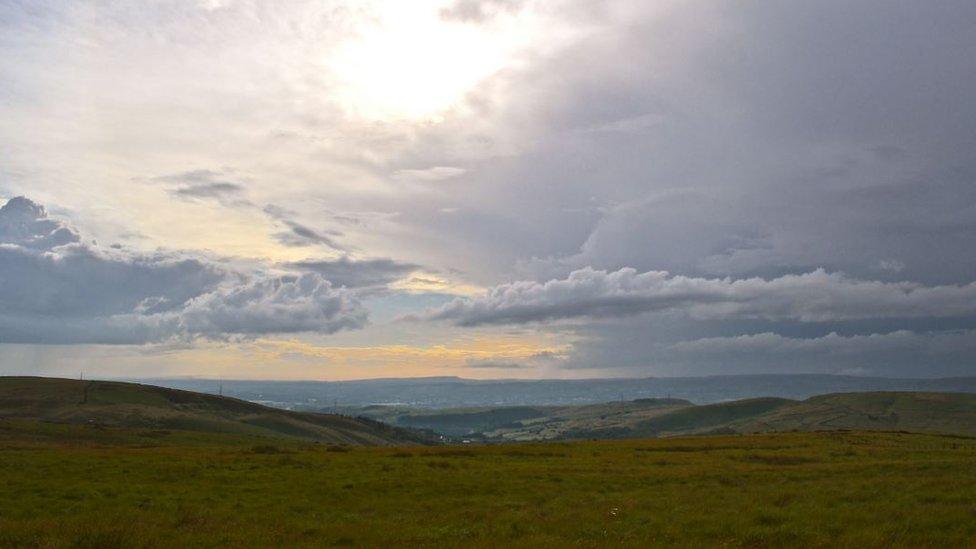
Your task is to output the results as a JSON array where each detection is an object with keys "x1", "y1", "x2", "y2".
[{"x1": 2, "y1": 0, "x2": 975, "y2": 380}]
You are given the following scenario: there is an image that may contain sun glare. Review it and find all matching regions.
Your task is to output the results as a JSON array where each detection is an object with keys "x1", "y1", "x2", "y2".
[{"x1": 327, "y1": 3, "x2": 529, "y2": 121}]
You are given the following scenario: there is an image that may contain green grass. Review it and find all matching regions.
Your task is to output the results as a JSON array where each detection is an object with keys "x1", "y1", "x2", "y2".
[{"x1": 2, "y1": 422, "x2": 975, "y2": 547}]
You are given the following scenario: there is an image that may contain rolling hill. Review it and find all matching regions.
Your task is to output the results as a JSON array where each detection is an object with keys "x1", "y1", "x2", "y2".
[
  {"x1": 0, "y1": 377, "x2": 431, "y2": 446},
  {"x1": 359, "y1": 397, "x2": 692, "y2": 440},
  {"x1": 733, "y1": 391, "x2": 976, "y2": 435},
  {"x1": 357, "y1": 391, "x2": 976, "y2": 441}
]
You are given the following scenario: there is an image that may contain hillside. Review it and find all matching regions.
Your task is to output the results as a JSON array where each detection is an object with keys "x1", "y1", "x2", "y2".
[
  {"x1": 470, "y1": 397, "x2": 794, "y2": 440},
  {"x1": 359, "y1": 391, "x2": 976, "y2": 441},
  {"x1": 0, "y1": 377, "x2": 429, "y2": 446},
  {"x1": 734, "y1": 392, "x2": 976, "y2": 436},
  {"x1": 358, "y1": 398, "x2": 693, "y2": 440},
  {"x1": 626, "y1": 397, "x2": 795, "y2": 437}
]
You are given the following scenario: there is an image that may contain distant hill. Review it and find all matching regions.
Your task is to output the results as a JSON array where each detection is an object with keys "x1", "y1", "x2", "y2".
[
  {"x1": 357, "y1": 392, "x2": 976, "y2": 441},
  {"x1": 137, "y1": 374, "x2": 976, "y2": 409},
  {"x1": 0, "y1": 377, "x2": 431, "y2": 446}
]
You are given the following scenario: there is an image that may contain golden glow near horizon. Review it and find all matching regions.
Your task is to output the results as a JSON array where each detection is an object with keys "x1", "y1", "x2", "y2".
[
  {"x1": 254, "y1": 336, "x2": 566, "y2": 366},
  {"x1": 21, "y1": 336, "x2": 572, "y2": 381},
  {"x1": 390, "y1": 273, "x2": 485, "y2": 296}
]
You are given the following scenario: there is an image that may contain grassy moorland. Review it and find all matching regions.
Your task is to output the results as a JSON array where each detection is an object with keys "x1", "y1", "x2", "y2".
[
  {"x1": 357, "y1": 391, "x2": 976, "y2": 441},
  {"x1": 1, "y1": 422, "x2": 975, "y2": 547},
  {"x1": 0, "y1": 377, "x2": 428, "y2": 446}
]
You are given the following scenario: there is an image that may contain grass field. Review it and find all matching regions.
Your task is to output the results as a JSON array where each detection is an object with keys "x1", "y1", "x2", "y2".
[{"x1": 2, "y1": 421, "x2": 975, "y2": 547}]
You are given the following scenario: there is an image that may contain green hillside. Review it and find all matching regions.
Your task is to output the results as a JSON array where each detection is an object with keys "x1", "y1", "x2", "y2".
[
  {"x1": 359, "y1": 392, "x2": 976, "y2": 441},
  {"x1": 0, "y1": 377, "x2": 429, "y2": 446},
  {"x1": 629, "y1": 397, "x2": 794, "y2": 436},
  {"x1": 735, "y1": 391, "x2": 976, "y2": 436},
  {"x1": 359, "y1": 398, "x2": 693, "y2": 440},
  {"x1": 394, "y1": 406, "x2": 550, "y2": 436}
]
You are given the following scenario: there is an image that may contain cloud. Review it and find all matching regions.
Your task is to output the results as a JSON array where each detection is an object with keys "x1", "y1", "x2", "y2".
[
  {"x1": 427, "y1": 267, "x2": 976, "y2": 326},
  {"x1": 465, "y1": 360, "x2": 529, "y2": 369},
  {"x1": 668, "y1": 330, "x2": 972, "y2": 357},
  {"x1": 272, "y1": 222, "x2": 346, "y2": 250},
  {"x1": 288, "y1": 256, "x2": 418, "y2": 288},
  {"x1": 263, "y1": 204, "x2": 347, "y2": 251},
  {"x1": 660, "y1": 330, "x2": 976, "y2": 377},
  {"x1": 178, "y1": 273, "x2": 366, "y2": 338},
  {"x1": 154, "y1": 170, "x2": 351, "y2": 252},
  {"x1": 0, "y1": 243, "x2": 221, "y2": 320},
  {"x1": 0, "y1": 196, "x2": 80, "y2": 250},
  {"x1": 439, "y1": 0, "x2": 524, "y2": 23},
  {"x1": 578, "y1": 112, "x2": 663, "y2": 134},
  {"x1": 392, "y1": 166, "x2": 467, "y2": 182},
  {"x1": 5, "y1": 1, "x2": 976, "y2": 378},
  {"x1": 0, "y1": 197, "x2": 366, "y2": 344},
  {"x1": 173, "y1": 182, "x2": 244, "y2": 200},
  {"x1": 152, "y1": 170, "x2": 251, "y2": 207},
  {"x1": 877, "y1": 259, "x2": 906, "y2": 273}
]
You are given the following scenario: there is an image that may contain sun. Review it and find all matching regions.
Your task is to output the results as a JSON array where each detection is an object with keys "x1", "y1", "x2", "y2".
[{"x1": 326, "y1": 2, "x2": 531, "y2": 121}]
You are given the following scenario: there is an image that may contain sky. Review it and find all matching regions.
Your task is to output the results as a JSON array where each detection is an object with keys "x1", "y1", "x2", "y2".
[{"x1": 1, "y1": 0, "x2": 975, "y2": 380}]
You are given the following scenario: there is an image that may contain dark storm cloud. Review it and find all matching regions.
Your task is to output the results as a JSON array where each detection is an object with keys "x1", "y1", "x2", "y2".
[
  {"x1": 390, "y1": 0, "x2": 976, "y2": 288},
  {"x1": 0, "y1": 197, "x2": 366, "y2": 344},
  {"x1": 404, "y1": 0, "x2": 976, "y2": 376},
  {"x1": 562, "y1": 322, "x2": 976, "y2": 378}
]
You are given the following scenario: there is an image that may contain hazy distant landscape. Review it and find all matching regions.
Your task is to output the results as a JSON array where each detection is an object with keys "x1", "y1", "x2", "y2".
[
  {"x1": 362, "y1": 391, "x2": 976, "y2": 441},
  {"x1": 132, "y1": 374, "x2": 976, "y2": 410},
  {"x1": 12, "y1": 377, "x2": 976, "y2": 443}
]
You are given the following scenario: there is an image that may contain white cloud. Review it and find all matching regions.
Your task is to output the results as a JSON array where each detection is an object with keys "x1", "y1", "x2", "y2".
[
  {"x1": 393, "y1": 166, "x2": 467, "y2": 182},
  {"x1": 178, "y1": 273, "x2": 366, "y2": 338},
  {"x1": 427, "y1": 266, "x2": 976, "y2": 326}
]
